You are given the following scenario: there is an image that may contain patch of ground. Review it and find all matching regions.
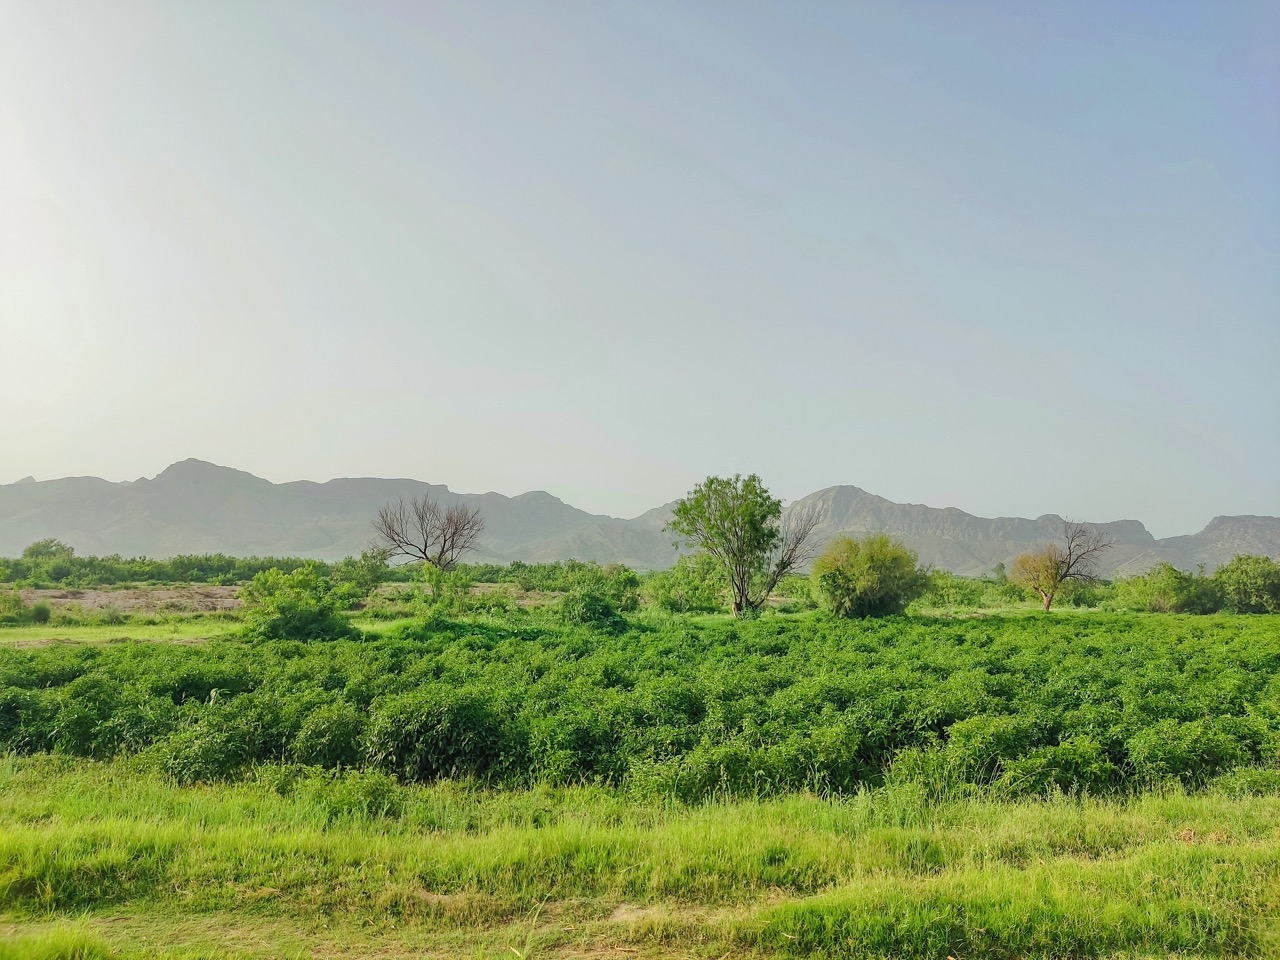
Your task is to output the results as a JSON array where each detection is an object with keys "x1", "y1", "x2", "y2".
[{"x1": 19, "y1": 585, "x2": 240, "y2": 614}]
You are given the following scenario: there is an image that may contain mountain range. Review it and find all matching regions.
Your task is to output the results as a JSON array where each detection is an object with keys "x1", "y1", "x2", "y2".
[{"x1": 1, "y1": 459, "x2": 1276, "y2": 576}]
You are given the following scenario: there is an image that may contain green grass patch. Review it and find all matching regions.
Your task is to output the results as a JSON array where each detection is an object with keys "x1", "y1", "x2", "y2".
[{"x1": 1, "y1": 758, "x2": 1279, "y2": 957}]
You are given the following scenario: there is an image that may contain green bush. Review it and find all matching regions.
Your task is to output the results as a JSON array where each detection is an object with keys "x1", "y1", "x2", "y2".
[
  {"x1": 642, "y1": 553, "x2": 726, "y2": 613},
  {"x1": 329, "y1": 549, "x2": 390, "y2": 607},
  {"x1": 0, "y1": 591, "x2": 28, "y2": 624},
  {"x1": 997, "y1": 736, "x2": 1120, "y2": 796},
  {"x1": 1213, "y1": 554, "x2": 1280, "y2": 614},
  {"x1": 145, "y1": 719, "x2": 254, "y2": 784},
  {"x1": 1112, "y1": 562, "x2": 1223, "y2": 613},
  {"x1": 365, "y1": 688, "x2": 513, "y2": 782},
  {"x1": 557, "y1": 589, "x2": 624, "y2": 631},
  {"x1": 293, "y1": 700, "x2": 365, "y2": 768},
  {"x1": 1127, "y1": 719, "x2": 1250, "y2": 785},
  {"x1": 812, "y1": 533, "x2": 930, "y2": 618},
  {"x1": 240, "y1": 564, "x2": 357, "y2": 642},
  {"x1": 2, "y1": 613, "x2": 1279, "y2": 799}
]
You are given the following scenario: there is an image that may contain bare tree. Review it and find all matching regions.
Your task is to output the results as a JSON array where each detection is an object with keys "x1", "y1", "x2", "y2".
[
  {"x1": 373, "y1": 496, "x2": 485, "y2": 570},
  {"x1": 1009, "y1": 520, "x2": 1114, "y2": 611},
  {"x1": 771, "y1": 505, "x2": 822, "y2": 592}
]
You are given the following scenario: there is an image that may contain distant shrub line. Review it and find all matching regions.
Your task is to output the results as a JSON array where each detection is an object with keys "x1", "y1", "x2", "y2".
[{"x1": 5, "y1": 538, "x2": 1276, "y2": 617}]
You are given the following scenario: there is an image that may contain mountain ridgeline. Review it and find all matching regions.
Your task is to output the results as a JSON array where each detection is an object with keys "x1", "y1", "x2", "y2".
[{"x1": 1, "y1": 459, "x2": 1276, "y2": 575}]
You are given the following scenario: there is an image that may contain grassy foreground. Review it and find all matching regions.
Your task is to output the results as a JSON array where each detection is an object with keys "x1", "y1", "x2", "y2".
[{"x1": 1, "y1": 756, "x2": 1279, "y2": 958}]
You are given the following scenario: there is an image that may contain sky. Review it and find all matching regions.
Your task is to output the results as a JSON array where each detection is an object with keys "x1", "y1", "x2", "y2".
[{"x1": 0, "y1": 1, "x2": 1276, "y2": 537}]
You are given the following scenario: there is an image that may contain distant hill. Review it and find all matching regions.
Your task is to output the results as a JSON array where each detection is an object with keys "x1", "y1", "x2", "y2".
[{"x1": 1, "y1": 460, "x2": 1276, "y2": 574}]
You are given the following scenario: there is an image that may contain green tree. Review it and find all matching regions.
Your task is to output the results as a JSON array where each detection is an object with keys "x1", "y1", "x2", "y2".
[
  {"x1": 1213, "y1": 554, "x2": 1280, "y2": 614},
  {"x1": 21, "y1": 538, "x2": 75, "y2": 561},
  {"x1": 811, "y1": 533, "x2": 929, "y2": 618},
  {"x1": 666, "y1": 474, "x2": 819, "y2": 617}
]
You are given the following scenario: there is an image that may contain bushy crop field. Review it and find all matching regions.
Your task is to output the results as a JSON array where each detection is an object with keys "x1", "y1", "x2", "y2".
[{"x1": 2, "y1": 610, "x2": 1279, "y2": 957}]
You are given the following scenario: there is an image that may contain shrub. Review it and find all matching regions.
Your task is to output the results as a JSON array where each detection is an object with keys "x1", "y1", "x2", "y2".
[
  {"x1": 1112, "y1": 563, "x2": 1222, "y2": 614},
  {"x1": 557, "y1": 589, "x2": 625, "y2": 631},
  {"x1": 0, "y1": 591, "x2": 28, "y2": 624},
  {"x1": 596, "y1": 564, "x2": 641, "y2": 612},
  {"x1": 1127, "y1": 719, "x2": 1249, "y2": 785},
  {"x1": 812, "y1": 533, "x2": 930, "y2": 618},
  {"x1": 146, "y1": 720, "x2": 253, "y2": 784},
  {"x1": 641, "y1": 553, "x2": 726, "y2": 613},
  {"x1": 52, "y1": 675, "x2": 122, "y2": 757},
  {"x1": 1213, "y1": 555, "x2": 1280, "y2": 614},
  {"x1": 921, "y1": 572, "x2": 989, "y2": 609},
  {"x1": 240, "y1": 564, "x2": 357, "y2": 642},
  {"x1": 997, "y1": 736, "x2": 1120, "y2": 796},
  {"x1": 328, "y1": 549, "x2": 390, "y2": 607},
  {"x1": 293, "y1": 700, "x2": 365, "y2": 768},
  {"x1": 365, "y1": 688, "x2": 512, "y2": 782}
]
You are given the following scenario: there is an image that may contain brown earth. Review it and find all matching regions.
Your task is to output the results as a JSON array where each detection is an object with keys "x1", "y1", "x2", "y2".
[{"x1": 19, "y1": 586, "x2": 241, "y2": 614}]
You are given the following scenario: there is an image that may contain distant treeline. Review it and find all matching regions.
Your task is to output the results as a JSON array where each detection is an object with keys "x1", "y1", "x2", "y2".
[
  {"x1": 3, "y1": 537, "x2": 1277, "y2": 616},
  {"x1": 0, "y1": 541, "x2": 648, "y2": 594},
  {"x1": 0, "y1": 539, "x2": 412, "y2": 588}
]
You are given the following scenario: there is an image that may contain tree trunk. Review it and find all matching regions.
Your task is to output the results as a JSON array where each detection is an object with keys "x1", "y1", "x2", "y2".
[{"x1": 1041, "y1": 591, "x2": 1054, "y2": 611}]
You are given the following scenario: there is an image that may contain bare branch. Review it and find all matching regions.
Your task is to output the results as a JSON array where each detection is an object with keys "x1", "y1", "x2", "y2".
[
  {"x1": 1008, "y1": 520, "x2": 1113, "y2": 610},
  {"x1": 372, "y1": 495, "x2": 485, "y2": 570},
  {"x1": 763, "y1": 505, "x2": 822, "y2": 597},
  {"x1": 1059, "y1": 520, "x2": 1115, "y2": 585}
]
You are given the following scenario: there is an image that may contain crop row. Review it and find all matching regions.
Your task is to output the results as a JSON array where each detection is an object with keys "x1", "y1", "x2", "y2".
[{"x1": 1, "y1": 613, "x2": 1278, "y2": 799}]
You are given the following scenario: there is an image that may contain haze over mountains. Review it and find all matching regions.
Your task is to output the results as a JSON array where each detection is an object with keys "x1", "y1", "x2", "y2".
[{"x1": 1, "y1": 460, "x2": 1276, "y2": 576}]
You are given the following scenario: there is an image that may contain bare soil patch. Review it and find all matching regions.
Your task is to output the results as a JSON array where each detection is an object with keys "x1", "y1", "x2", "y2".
[{"x1": 19, "y1": 585, "x2": 241, "y2": 614}]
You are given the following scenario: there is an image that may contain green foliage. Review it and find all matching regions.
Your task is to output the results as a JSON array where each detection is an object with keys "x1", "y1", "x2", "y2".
[
  {"x1": 812, "y1": 533, "x2": 930, "y2": 618},
  {"x1": 2, "y1": 612, "x2": 1278, "y2": 796},
  {"x1": 667, "y1": 474, "x2": 789, "y2": 615},
  {"x1": 1112, "y1": 562, "x2": 1223, "y2": 613},
  {"x1": 365, "y1": 688, "x2": 512, "y2": 782},
  {"x1": 917, "y1": 571, "x2": 1028, "y2": 610},
  {"x1": 0, "y1": 590, "x2": 28, "y2": 625},
  {"x1": 239, "y1": 564, "x2": 356, "y2": 642},
  {"x1": 641, "y1": 553, "x2": 726, "y2": 613},
  {"x1": 997, "y1": 736, "x2": 1120, "y2": 796},
  {"x1": 328, "y1": 548, "x2": 389, "y2": 606},
  {"x1": 665, "y1": 473, "x2": 814, "y2": 616},
  {"x1": 0, "y1": 544, "x2": 380, "y2": 588},
  {"x1": 292, "y1": 700, "x2": 366, "y2": 768},
  {"x1": 1056, "y1": 577, "x2": 1113, "y2": 608},
  {"x1": 465, "y1": 559, "x2": 641, "y2": 609},
  {"x1": 21, "y1": 538, "x2": 75, "y2": 561},
  {"x1": 557, "y1": 589, "x2": 625, "y2": 631},
  {"x1": 1213, "y1": 554, "x2": 1280, "y2": 614}
]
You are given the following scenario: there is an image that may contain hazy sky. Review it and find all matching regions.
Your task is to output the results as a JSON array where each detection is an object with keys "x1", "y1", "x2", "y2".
[{"x1": 1, "y1": 1, "x2": 1276, "y2": 537}]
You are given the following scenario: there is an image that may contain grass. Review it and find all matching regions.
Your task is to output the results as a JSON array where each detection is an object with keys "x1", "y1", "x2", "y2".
[
  {"x1": 1, "y1": 755, "x2": 1278, "y2": 958},
  {"x1": 3, "y1": 604, "x2": 1279, "y2": 956},
  {"x1": 0, "y1": 618, "x2": 238, "y2": 646}
]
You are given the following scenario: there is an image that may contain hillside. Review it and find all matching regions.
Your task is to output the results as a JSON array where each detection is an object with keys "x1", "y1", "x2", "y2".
[{"x1": 1, "y1": 460, "x2": 1275, "y2": 574}]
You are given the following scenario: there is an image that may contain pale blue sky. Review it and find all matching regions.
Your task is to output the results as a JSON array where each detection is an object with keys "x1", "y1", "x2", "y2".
[{"x1": 1, "y1": 1, "x2": 1276, "y2": 537}]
